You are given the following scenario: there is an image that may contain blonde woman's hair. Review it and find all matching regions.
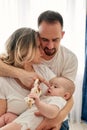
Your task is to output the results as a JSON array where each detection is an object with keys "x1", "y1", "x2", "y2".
[{"x1": 1, "y1": 27, "x2": 38, "y2": 68}]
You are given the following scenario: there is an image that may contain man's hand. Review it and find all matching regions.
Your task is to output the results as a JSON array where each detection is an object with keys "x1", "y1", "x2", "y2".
[
  {"x1": 35, "y1": 112, "x2": 61, "y2": 130},
  {"x1": 36, "y1": 118, "x2": 61, "y2": 130},
  {"x1": 18, "y1": 70, "x2": 50, "y2": 89}
]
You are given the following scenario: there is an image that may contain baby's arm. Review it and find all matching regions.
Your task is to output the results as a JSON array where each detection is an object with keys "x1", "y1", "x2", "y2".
[{"x1": 29, "y1": 94, "x2": 59, "y2": 119}]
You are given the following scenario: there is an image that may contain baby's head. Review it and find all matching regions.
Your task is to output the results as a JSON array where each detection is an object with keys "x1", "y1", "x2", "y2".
[{"x1": 47, "y1": 77, "x2": 75, "y2": 100}]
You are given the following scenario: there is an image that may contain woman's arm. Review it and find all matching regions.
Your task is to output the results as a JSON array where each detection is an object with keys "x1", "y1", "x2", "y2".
[
  {"x1": 36, "y1": 96, "x2": 73, "y2": 130},
  {"x1": 0, "y1": 99, "x2": 7, "y2": 116}
]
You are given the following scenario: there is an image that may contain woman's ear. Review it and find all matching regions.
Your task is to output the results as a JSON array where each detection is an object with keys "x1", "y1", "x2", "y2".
[{"x1": 64, "y1": 92, "x2": 71, "y2": 100}]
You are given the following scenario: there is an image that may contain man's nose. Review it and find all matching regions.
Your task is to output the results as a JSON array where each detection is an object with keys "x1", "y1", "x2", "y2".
[{"x1": 47, "y1": 41, "x2": 54, "y2": 49}]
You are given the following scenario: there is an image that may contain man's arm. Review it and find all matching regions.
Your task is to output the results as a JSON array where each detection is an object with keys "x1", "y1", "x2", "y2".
[
  {"x1": 0, "y1": 60, "x2": 49, "y2": 89},
  {"x1": 0, "y1": 59, "x2": 21, "y2": 78},
  {"x1": 35, "y1": 96, "x2": 73, "y2": 130}
]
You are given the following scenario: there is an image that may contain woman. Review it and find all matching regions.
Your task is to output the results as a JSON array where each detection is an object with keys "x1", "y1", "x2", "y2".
[{"x1": 0, "y1": 27, "x2": 55, "y2": 130}]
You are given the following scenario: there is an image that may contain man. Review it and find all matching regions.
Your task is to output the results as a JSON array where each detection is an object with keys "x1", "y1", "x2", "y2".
[{"x1": 0, "y1": 10, "x2": 78, "y2": 130}]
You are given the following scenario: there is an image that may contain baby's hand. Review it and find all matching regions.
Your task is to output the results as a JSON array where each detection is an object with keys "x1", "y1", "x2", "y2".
[
  {"x1": 29, "y1": 93, "x2": 40, "y2": 104},
  {"x1": 24, "y1": 96, "x2": 35, "y2": 108},
  {"x1": 24, "y1": 79, "x2": 41, "y2": 108}
]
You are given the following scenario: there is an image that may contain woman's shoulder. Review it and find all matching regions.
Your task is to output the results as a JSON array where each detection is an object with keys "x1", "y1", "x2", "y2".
[
  {"x1": 33, "y1": 64, "x2": 56, "y2": 80},
  {"x1": 33, "y1": 63, "x2": 49, "y2": 71},
  {"x1": 0, "y1": 77, "x2": 8, "y2": 82},
  {"x1": 0, "y1": 77, "x2": 12, "y2": 85}
]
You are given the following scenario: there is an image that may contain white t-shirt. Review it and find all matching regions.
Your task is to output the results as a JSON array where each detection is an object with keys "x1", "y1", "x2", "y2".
[
  {"x1": 13, "y1": 96, "x2": 67, "y2": 130},
  {"x1": 41, "y1": 45, "x2": 78, "y2": 82},
  {"x1": 0, "y1": 64, "x2": 55, "y2": 115}
]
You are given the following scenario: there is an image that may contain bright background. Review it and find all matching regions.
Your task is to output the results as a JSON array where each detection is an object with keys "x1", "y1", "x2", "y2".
[{"x1": 0, "y1": 0, "x2": 86, "y2": 122}]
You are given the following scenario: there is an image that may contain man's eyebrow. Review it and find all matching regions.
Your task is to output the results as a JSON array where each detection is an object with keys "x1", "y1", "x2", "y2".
[
  {"x1": 40, "y1": 37, "x2": 49, "y2": 40},
  {"x1": 40, "y1": 37, "x2": 47, "y2": 39},
  {"x1": 52, "y1": 38, "x2": 60, "y2": 40},
  {"x1": 40, "y1": 37, "x2": 59, "y2": 40}
]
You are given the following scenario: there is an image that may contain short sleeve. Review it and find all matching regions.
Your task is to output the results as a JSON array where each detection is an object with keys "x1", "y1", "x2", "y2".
[
  {"x1": 48, "y1": 96, "x2": 67, "y2": 109},
  {"x1": 0, "y1": 77, "x2": 7, "y2": 99}
]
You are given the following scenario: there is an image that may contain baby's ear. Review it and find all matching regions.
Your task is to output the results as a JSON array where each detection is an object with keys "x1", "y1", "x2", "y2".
[{"x1": 64, "y1": 92, "x2": 71, "y2": 100}]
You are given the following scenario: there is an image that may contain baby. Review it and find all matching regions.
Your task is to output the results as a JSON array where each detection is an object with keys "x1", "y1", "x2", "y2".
[
  {"x1": 0, "y1": 77, "x2": 75, "y2": 130},
  {"x1": 10, "y1": 77, "x2": 75, "y2": 130}
]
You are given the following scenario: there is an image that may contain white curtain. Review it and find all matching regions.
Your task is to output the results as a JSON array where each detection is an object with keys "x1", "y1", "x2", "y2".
[
  {"x1": 0, "y1": 0, "x2": 30, "y2": 53},
  {"x1": 0, "y1": 0, "x2": 86, "y2": 122},
  {"x1": 64, "y1": 0, "x2": 86, "y2": 123}
]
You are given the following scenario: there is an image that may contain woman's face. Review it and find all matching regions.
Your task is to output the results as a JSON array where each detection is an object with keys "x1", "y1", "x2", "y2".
[
  {"x1": 24, "y1": 37, "x2": 42, "y2": 65},
  {"x1": 32, "y1": 38, "x2": 42, "y2": 64}
]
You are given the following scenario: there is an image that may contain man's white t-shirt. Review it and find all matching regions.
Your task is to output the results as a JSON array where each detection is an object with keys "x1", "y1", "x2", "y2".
[{"x1": 41, "y1": 45, "x2": 78, "y2": 82}]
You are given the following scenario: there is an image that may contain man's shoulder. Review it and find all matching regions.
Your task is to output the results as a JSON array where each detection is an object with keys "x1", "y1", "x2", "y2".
[
  {"x1": 60, "y1": 45, "x2": 75, "y2": 54},
  {"x1": 58, "y1": 46, "x2": 78, "y2": 69},
  {"x1": 59, "y1": 45, "x2": 77, "y2": 59},
  {"x1": 33, "y1": 63, "x2": 47, "y2": 69}
]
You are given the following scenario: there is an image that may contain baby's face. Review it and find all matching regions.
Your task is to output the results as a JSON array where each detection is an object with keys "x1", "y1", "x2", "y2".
[{"x1": 46, "y1": 78, "x2": 65, "y2": 97}]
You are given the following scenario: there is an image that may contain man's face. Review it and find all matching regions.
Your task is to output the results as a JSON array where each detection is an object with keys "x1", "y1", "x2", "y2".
[{"x1": 38, "y1": 21, "x2": 64, "y2": 59}]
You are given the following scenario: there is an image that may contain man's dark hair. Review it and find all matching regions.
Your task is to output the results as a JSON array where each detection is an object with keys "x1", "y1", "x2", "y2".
[{"x1": 38, "y1": 10, "x2": 63, "y2": 28}]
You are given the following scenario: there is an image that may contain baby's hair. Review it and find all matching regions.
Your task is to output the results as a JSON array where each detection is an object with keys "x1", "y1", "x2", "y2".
[{"x1": 61, "y1": 77, "x2": 75, "y2": 96}]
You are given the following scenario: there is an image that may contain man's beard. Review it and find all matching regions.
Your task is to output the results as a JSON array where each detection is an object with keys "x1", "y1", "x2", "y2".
[{"x1": 44, "y1": 47, "x2": 56, "y2": 56}]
